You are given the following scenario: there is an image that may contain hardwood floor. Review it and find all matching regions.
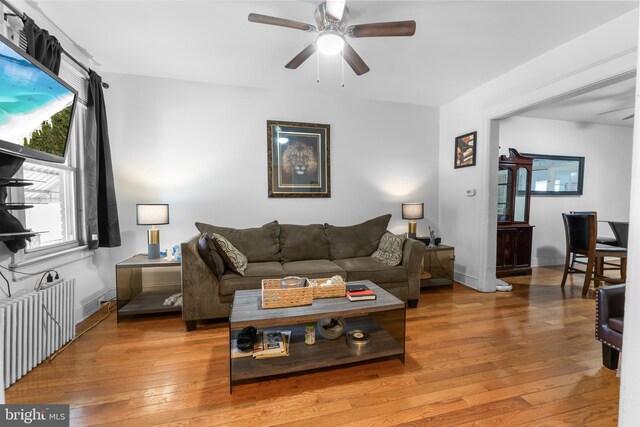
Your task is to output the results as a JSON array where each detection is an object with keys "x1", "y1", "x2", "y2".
[{"x1": 6, "y1": 266, "x2": 619, "y2": 426}]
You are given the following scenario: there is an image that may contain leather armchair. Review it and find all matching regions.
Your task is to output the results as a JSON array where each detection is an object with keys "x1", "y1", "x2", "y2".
[{"x1": 595, "y1": 284, "x2": 625, "y2": 369}]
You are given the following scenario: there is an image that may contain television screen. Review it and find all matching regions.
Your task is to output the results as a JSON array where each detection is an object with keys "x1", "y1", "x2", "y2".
[{"x1": 0, "y1": 34, "x2": 77, "y2": 163}]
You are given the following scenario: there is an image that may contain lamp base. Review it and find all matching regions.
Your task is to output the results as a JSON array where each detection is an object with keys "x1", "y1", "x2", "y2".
[
  {"x1": 147, "y1": 229, "x2": 160, "y2": 259},
  {"x1": 407, "y1": 221, "x2": 417, "y2": 240},
  {"x1": 148, "y1": 243, "x2": 160, "y2": 259}
]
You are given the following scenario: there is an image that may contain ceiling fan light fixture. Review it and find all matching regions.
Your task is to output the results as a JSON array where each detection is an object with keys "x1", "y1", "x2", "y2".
[{"x1": 317, "y1": 32, "x2": 344, "y2": 55}]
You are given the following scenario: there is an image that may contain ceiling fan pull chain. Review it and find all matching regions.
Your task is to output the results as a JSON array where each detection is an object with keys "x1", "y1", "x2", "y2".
[
  {"x1": 316, "y1": 50, "x2": 320, "y2": 83},
  {"x1": 341, "y1": 55, "x2": 345, "y2": 87}
]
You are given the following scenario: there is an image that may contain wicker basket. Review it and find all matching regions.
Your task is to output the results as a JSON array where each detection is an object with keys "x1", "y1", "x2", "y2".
[
  {"x1": 309, "y1": 278, "x2": 347, "y2": 299},
  {"x1": 261, "y1": 278, "x2": 313, "y2": 309}
]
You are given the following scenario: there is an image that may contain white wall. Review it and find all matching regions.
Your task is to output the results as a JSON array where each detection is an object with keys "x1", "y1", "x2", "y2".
[
  {"x1": 619, "y1": 12, "x2": 640, "y2": 424},
  {"x1": 99, "y1": 73, "x2": 440, "y2": 275},
  {"x1": 438, "y1": 9, "x2": 638, "y2": 291},
  {"x1": 499, "y1": 116, "x2": 633, "y2": 266}
]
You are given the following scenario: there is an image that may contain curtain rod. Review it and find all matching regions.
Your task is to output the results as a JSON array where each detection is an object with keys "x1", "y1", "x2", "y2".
[{"x1": 1, "y1": 0, "x2": 108, "y2": 88}]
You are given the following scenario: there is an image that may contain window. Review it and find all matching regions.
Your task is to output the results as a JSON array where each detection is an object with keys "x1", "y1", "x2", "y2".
[
  {"x1": 523, "y1": 153, "x2": 585, "y2": 196},
  {"x1": 22, "y1": 159, "x2": 77, "y2": 251}
]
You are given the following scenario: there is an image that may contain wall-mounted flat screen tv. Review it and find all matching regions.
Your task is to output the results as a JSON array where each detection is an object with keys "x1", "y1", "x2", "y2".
[{"x1": 0, "y1": 33, "x2": 77, "y2": 163}]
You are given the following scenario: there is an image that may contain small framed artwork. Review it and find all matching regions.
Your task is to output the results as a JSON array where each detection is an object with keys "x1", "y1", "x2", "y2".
[
  {"x1": 454, "y1": 131, "x2": 477, "y2": 169},
  {"x1": 267, "y1": 120, "x2": 331, "y2": 198}
]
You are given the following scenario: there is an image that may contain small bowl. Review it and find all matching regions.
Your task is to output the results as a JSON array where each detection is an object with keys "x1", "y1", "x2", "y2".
[
  {"x1": 281, "y1": 276, "x2": 305, "y2": 288},
  {"x1": 317, "y1": 317, "x2": 346, "y2": 340}
]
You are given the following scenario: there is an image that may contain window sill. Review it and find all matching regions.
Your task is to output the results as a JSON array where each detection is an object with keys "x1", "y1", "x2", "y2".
[{"x1": 9, "y1": 245, "x2": 93, "y2": 281}]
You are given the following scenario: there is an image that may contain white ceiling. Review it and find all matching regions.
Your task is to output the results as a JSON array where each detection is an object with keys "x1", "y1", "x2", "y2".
[
  {"x1": 27, "y1": 1, "x2": 638, "y2": 107},
  {"x1": 519, "y1": 78, "x2": 636, "y2": 127}
]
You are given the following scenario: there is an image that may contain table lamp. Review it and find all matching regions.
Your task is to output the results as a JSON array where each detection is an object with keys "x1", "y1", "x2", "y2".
[
  {"x1": 402, "y1": 202, "x2": 424, "y2": 239},
  {"x1": 136, "y1": 204, "x2": 169, "y2": 259}
]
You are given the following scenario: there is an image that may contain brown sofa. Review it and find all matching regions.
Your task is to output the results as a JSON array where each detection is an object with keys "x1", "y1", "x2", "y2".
[{"x1": 181, "y1": 214, "x2": 426, "y2": 331}]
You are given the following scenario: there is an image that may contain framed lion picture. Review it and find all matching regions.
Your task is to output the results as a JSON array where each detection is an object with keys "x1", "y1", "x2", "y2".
[{"x1": 267, "y1": 120, "x2": 331, "y2": 198}]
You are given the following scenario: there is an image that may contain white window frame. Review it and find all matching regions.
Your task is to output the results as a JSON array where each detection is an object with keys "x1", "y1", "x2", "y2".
[{"x1": 10, "y1": 106, "x2": 85, "y2": 261}]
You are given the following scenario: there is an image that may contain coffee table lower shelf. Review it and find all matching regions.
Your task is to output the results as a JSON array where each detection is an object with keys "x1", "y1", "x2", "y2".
[{"x1": 230, "y1": 315, "x2": 404, "y2": 389}]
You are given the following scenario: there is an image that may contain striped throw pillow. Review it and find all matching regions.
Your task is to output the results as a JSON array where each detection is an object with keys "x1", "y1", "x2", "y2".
[
  {"x1": 210, "y1": 233, "x2": 248, "y2": 275},
  {"x1": 371, "y1": 232, "x2": 406, "y2": 266}
]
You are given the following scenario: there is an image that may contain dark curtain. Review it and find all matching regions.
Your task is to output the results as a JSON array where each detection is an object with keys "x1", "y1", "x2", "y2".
[
  {"x1": 22, "y1": 14, "x2": 62, "y2": 75},
  {"x1": 86, "y1": 70, "x2": 121, "y2": 248}
]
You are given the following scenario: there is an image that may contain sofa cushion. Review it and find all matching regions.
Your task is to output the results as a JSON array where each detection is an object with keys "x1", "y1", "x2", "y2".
[
  {"x1": 371, "y1": 232, "x2": 406, "y2": 266},
  {"x1": 279, "y1": 224, "x2": 330, "y2": 262},
  {"x1": 282, "y1": 260, "x2": 346, "y2": 279},
  {"x1": 196, "y1": 233, "x2": 225, "y2": 278},
  {"x1": 196, "y1": 221, "x2": 280, "y2": 262},
  {"x1": 210, "y1": 233, "x2": 247, "y2": 275},
  {"x1": 609, "y1": 317, "x2": 624, "y2": 334},
  {"x1": 333, "y1": 257, "x2": 407, "y2": 283},
  {"x1": 324, "y1": 214, "x2": 391, "y2": 260},
  {"x1": 219, "y1": 262, "x2": 285, "y2": 296}
]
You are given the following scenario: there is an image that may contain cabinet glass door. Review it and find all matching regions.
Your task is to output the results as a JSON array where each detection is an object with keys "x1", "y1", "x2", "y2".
[
  {"x1": 497, "y1": 168, "x2": 512, "y2": 223},
  {"x1": 514, "y1": 167, "x2": 528, "y2": 222}
]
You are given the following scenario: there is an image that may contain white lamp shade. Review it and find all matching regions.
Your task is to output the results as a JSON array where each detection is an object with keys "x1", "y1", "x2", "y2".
[
  {"x1": 136, "y1": 204, "x2": 169, "y2": 225},
  {"x1": 402, "y1": 203, "x2": 424, "y2": 220}
]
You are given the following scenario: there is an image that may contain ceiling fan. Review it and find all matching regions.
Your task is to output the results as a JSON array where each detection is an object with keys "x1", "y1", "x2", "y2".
[
  {"x1": 597, "y1": 106, "x2": 635, "y2": 120},
  {"x1": 248, "y1": 0, "x2": 416, "y2": 76}
]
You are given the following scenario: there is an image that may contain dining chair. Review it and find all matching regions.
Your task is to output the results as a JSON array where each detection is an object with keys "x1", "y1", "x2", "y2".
[
  {"x1": 568, "y1": 211, "x2": 620, "y2": 272},
  {"x1": 609, "y1": 221, "x2": 629, "y2": 248},
  {"x1": 569, "y1": 211, "x2": 617, "y2": 245},
  {"x1": 561, "y1": 213, "x2": 627, "y2": 296}
]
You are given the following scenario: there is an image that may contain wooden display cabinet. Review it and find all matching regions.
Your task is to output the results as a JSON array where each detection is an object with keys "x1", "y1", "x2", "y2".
[{"x1": 497, "y1": 148, "x2": 534, "y2": 277}]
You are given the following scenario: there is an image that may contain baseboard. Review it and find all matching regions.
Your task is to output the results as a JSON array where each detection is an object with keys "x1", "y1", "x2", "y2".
[
  {"x1": 453, "y1": 271, "x2": 479, "y2": 290},
  {"x1": 75, "y1": 288, "x2": 116, "y2": 324},
  {"x1": 531, "y1": 257, "x2": 565, "y2": 267}
]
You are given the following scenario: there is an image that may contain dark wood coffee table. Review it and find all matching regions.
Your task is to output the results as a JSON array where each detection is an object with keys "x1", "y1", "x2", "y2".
[{"x1": 228, "y1": 280, "x2": 406, "y2": 392}]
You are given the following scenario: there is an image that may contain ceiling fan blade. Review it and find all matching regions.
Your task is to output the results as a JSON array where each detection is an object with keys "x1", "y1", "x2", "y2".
[
  {"x1": 596, "y1": 106, "x2": 634, "y2": 115},
  {"x1": 248, "y1": 13, "x2": 317, "y2": 32},
  {"x1": 623, "y1": 114, "x2": 635, "y2": 120},
  {"x1": 326, "y1": 0, "x2": 346, "y2": 21},
  {"x1": 285, "y1": 43, "x2": 317, "y2": 69},
  {"x1": 342, "y1": 42, "x2": 370, "y2": 75},
  {"x1": 347, "y1": 20, "x2": 416, "y2": 38}
]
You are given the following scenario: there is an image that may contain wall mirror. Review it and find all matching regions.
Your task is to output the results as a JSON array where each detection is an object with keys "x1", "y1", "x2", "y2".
[{"x1": 522, "y1": 153, "x2": 584, "y2": 196}]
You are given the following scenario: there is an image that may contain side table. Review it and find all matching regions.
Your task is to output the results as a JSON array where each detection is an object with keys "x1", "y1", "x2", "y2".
[
  {"x1": 414, "y1": 239, "x2": 455, "y2": 288},
  {"x1": 115, "y1": 254, "x2": 182, "y2": 322}
]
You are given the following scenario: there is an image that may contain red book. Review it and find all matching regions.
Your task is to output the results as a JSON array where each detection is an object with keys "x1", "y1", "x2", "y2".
[{"x1": 347, "y1": 290, "x2": 375, "y2": 296}]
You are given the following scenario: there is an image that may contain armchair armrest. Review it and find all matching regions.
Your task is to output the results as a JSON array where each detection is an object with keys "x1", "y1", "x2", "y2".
[
  {"x1": 596, "y1": 284, "x2": 625, "y2": 349},
  {"x1": 181, "y1": 235, "x2": 222, "y2": 325}
]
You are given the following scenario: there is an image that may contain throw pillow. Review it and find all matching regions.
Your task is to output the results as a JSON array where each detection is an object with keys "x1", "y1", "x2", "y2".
[
  {"x1": 371, "y1": 232, "x2": 406, "y2": 266},
  {"x1": 195, "y1": 221, "x2": 280, "y2": 262},
  {"x1": 196, "y1": 233, "x2": 226, "y2": 279},
  {"x1": 324, "y1": 214, "x2": 392, "y2": 260},
  {"x1": 210, "y1": 233, "x2": 248, "y2": 276}
]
